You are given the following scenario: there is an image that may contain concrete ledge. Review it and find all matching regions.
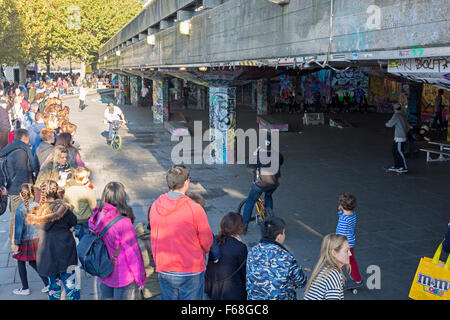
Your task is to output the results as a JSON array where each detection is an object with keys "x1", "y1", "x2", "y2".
[
  {"x1": 303, "y1": 113, "x2": 324, "y2": 126},
  {"x1": 164, "y1": 121, "x2": 190, "y2": 136},
  {"x1": 256, "y1": 115, "x2": 288, "y2": 131}
]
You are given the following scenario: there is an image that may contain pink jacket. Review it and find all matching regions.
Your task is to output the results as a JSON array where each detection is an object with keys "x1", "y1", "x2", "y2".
[
  {"x1": 89, "y1": 203, "x2": 146, "y2": 288},
  {"x1": 149, "y1": 193, "x2": 213, "y2": 274}
]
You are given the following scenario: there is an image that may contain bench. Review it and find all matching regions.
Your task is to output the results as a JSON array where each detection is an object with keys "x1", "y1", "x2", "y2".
[
  {"x1": 164, "y1": 121, "x2": 190, "y2": 136},
  {"x1": 256, "y1": 115, "x2": 288, "y2": 131},
  {"x1": 303, "y1": 112, "x2": 324, "y2": 126},
  {"x1": 420, "y1": 142, "x2": 450, "y2": 162}
]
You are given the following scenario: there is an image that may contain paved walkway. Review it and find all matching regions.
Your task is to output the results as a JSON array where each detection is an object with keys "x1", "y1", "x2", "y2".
[{"x1": 0, "y1": 91, "x2": 449, "y2": 300}]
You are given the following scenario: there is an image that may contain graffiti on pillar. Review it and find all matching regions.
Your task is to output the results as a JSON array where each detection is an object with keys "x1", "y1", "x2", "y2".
[
  {"x1": 209, "y1": 87, "x2": 236, "y2": 164},
  {"x1": 257, "y1": 80, "x2": 268, "y2": 115},
  {"x1": 152, "y1": 80, "x2": 168, "y2": 123},
  {"x1": 130, "y1": 76, "x2": 138, "y2": 107}
]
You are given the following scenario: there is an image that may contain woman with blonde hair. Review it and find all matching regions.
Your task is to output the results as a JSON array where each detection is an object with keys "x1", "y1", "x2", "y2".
[
  {"x1": 26, "y1": 180, "x2": 79, "y2": 300},
  {"x1": 36, "y1": 146, "x2": 76, "y2": 191},
  {"x1": 303, "y1": 233, "x2": 351, "y2": 300}
]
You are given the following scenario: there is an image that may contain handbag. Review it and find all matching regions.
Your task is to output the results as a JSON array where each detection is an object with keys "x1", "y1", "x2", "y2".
[{"x1": 408, "y1": 242, "x2": 450, "y2": 300}]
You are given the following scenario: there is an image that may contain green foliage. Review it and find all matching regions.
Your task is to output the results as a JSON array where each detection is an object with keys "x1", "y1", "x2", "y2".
[{"x1": 0, "y1": 0, "x2": 142, "y2": 66}]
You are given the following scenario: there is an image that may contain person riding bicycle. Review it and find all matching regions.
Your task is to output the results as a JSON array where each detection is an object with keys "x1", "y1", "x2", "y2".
[
  {"x1": 104, "y1": 102, "x2": 125, "y2": 143},
  {"x1": 242, "y1": 133, "x2": 284, "y2": 234}
]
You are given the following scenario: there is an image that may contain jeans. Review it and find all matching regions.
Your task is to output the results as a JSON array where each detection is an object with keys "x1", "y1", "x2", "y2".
[
  {"x1": 432, "y1": 111, "x2": 443, "y2": 129},
  {"x1": 108, "y1": 120, "x2": 119, "y2": 139},
  {"x1": 73, "y1": 222, "x2": 89, "y2": 241},
  {"x1": 242, "y1": 183, "x2": 276, "y2": 226},
  {"x1": 97, "y1": 281, "x2": 135, "y2": 300},
  {"x1": 158, "y1": 271, "x2": 205, "y2": 300}
]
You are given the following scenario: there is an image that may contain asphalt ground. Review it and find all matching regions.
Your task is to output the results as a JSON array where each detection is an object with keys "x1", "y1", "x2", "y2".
[{"x1": 0, "y1": 90, "x2": 448, "y2": 302}]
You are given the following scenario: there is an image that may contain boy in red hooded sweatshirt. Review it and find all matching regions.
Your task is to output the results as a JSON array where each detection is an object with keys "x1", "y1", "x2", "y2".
[{"x1": 149, "y1": 165, "x2": 213, "y2": 300}]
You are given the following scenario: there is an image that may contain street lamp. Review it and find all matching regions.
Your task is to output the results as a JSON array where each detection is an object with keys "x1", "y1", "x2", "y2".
[{"x1": 116, "y1": 50, "x2": 121, "y2": 56}]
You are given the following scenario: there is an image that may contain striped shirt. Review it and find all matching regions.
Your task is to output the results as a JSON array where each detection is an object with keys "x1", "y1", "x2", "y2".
[
  {"x1": 303, "y1": 267, "x2": 344, "y2": 300},
  {"x1": 336, "y1": 210, "x2": 356, "y2": 248}
]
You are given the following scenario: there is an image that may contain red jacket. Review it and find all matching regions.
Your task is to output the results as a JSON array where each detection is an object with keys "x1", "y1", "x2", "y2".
[{"x1": 149, "y1": 193, "x2": 213, "y2": 274}]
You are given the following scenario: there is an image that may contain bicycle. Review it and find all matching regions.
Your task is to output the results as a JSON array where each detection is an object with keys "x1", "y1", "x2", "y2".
[
  {"x1": 237, "y1": 195, "x2": 274, "y2": 226},
  {"x1": 108, "y1": 120, "x2": 124, "y2": 151}
]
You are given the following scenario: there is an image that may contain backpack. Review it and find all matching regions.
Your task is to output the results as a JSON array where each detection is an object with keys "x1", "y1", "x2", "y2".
[{"x1": 76, "y1": 216, "x2": 125, "y2": 278}]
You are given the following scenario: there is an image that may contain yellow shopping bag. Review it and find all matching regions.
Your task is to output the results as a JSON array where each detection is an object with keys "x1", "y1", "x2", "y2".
[{"x1": 409, "y1": 242, "x2": 450, "y2": 300}]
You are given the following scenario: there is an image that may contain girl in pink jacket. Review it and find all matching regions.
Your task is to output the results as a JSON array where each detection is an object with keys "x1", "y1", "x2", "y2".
[{"x1": 88, "y1": 182, "x2": 146, "y2": 300}]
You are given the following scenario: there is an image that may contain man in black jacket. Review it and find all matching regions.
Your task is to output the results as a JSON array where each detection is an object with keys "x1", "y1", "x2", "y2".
[
  {"x1": 0, "y1": 128, "x2": 38, "y2": 249},
  {"x1": 242, "y1": 133, "x2": 284, "y2": 233}
]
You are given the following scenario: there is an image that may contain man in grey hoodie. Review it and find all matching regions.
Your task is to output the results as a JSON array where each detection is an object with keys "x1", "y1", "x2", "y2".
[{"x1": 385, "y1": 104, "x2": 409, "y2": 173}]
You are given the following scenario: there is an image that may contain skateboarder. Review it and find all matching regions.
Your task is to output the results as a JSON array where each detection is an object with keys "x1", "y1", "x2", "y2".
[{"x1": 385, "y1": 104, "x2": 409, "y2": 173}]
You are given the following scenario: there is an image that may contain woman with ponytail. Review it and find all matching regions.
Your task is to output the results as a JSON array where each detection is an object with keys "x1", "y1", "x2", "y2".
[
  {"x1": 11, "y1": 183, "x2": 49, "y2": 296},
  {"x1": 26, "y1": 179, "x2": 79, "y2": 300}
]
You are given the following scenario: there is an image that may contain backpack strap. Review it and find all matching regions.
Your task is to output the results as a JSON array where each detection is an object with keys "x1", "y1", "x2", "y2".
[{"x1": 99, "y1": 216, "x2": 126, "y2": 264}]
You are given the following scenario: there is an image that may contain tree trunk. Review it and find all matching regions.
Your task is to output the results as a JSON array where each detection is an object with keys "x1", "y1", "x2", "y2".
[
  {"x1": 45, "y1": 52, "x2": 51, "y2": 76},
  {"x1": 18, "y1": 61, "x2": 27, "y2": 84},
  {"x1": 80, "y1": 58, "x2": 86, "y2": 81}
]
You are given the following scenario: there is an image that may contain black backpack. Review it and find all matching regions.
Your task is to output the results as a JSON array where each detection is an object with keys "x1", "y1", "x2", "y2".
[
  {"x1": 77, "y1": 216, "x2": 125, "y2": 278},
  {"x1": 0, "y1": 152, "x2": 11, "y2": 188}
]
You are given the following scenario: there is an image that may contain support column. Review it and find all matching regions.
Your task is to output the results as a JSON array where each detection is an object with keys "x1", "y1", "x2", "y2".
[
  {"x1": 152, "y1": 78, "x2": 169, "y2": 123},
  {"x1": 251, "y1": 81, "x2": 257, "y2": 110},
  {"x1": 209, "y1": 87, "x2": 236, "y2": 164},
  {"x1": 197, "y1": 86, "x2": 207, "y2": 110},
  {"x1": 257, "y1": 79, "x2": 269, "y2": 115}
]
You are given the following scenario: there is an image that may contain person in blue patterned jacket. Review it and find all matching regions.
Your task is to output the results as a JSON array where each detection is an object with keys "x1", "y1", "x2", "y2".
[{"x1": 246, "y1": 217, "x2": 307, "y2": 300}]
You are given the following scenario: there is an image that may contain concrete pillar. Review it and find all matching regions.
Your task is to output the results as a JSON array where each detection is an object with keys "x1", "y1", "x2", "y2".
[
  {"x1": 257, "y1": 79, "x2": 269, "y2": 115},
  {"x1": 251, "y1": 81, "x2": 257, "y2": 110},
  {"x1": 152, "y1": 78, "x2": 169, "y2": 123},
  {"x1": 197, "y1": 86, "x2": 207, "y2": 110},
  {"x1": 209, "y1": 87, "x2": 236, "y2": 164}
]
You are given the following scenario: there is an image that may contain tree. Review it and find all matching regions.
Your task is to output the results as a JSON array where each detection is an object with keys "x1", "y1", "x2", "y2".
[
  {"x1": 0, "y1": 0, "x2": 142, "y2": 82},
  {"x1": 0, "y1": 0, "x2": 55, "y2": 83},
  {"x1": 61, "y1": 0, "x2": 142, "y2": 79}
]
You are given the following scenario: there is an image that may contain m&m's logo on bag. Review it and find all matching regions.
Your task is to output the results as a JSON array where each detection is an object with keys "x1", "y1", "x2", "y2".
[{"x1": 417, "y1": 273, "x2": 448, "y2": 297}]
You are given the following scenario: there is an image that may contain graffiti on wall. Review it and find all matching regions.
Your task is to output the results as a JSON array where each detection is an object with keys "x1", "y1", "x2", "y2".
[
  {"x1": 209, "y1": 87, "x2": 236, "y2": 164},
  {"x1": 420, "y1": 84, "x2": 449, "y2": 123},
  {"x1": 388, "y1": 57, "x2": 450, "y2": 90},
  {"x1": 130, "y1": 76, "x2": 138, "y2": 107}
]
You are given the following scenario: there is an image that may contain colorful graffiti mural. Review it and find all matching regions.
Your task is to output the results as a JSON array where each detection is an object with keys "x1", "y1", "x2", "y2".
[
  {"x1": 420, "y1": 84, "x2": 449, "y2": 124},
  {"x1": 209, "y1": 87, "x2": 236, "y2": 164},
  {"x1": 257, "y1": 80, "x2": 268, "y2": 115},
  {"x1": 152, "y1": 79, "x2": 169, "y2": 123}
]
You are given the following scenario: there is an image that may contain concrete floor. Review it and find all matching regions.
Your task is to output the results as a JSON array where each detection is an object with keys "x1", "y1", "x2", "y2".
[{"x1": 0, "y1": 91, "x2": 448, "y2": 300}]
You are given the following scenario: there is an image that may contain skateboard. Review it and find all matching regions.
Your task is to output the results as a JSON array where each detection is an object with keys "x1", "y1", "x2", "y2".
[
  {"x1": 384, "y1": 167, "x2": 407, "y2": 175},
  {"x1": 345, "y1": 283, "x2": 363, "y2": 295}
]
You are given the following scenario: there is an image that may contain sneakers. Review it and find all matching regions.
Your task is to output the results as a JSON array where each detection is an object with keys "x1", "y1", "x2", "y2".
[
  {"x1": 41, "y1": 285, "x2": 49, "y2": 293},
  {"x1": 396, "y1": 167, "x2": 408, "y2": 173},
  {"x1": 12, "y1": 288, "x2": 30, "y2": 296}
]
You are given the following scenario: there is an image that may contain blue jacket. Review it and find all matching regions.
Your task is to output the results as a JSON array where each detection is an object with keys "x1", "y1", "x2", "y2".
[
  {"x1": 28, "y1": 123, "x2": 46, "y2": 155},
  {"x1": 14, "y1": 201, "x2": 39, "y2": 245},
  {"x1": 246, "y1": 238, "x2": 307, "y2": 300}
]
